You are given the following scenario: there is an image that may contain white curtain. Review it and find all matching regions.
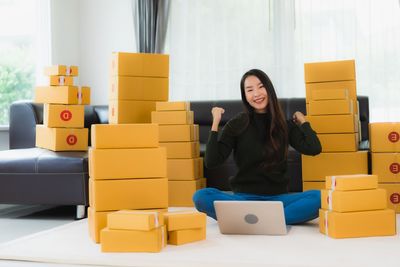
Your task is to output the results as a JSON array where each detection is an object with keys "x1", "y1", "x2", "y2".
[
  {"x1": 166, "y1": 0, "x2": 400, "y2": 122},
  {"x1": 34, "y1": 0, "x2": 51, "y2": 85}
]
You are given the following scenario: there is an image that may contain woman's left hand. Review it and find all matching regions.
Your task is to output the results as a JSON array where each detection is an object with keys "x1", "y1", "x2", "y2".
[{"x1": 292, "y1": 111, "x2": 306, "y2": 126}]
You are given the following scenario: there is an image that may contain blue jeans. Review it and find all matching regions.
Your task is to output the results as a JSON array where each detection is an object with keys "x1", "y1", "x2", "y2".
[{"x1": 192, "y1": 188, "x2": 321, "y2": 225}]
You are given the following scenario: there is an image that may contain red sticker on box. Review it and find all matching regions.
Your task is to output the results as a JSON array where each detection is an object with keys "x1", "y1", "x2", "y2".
[
  {"x1": 388, "y1": 132, "x2": 400, "y2": 143},
  {"x1": 66, "y1": 135, "x2": 77, "y2": 145},
  {"x1": 390, "y1": 193, "x2": 400, "y2": 204},
  {"x1": 389, "y1": 163, "x2": 400, "y2": 174},
  {"x1": 60, "y1": 110, "x2": 72, "y2": 121}
]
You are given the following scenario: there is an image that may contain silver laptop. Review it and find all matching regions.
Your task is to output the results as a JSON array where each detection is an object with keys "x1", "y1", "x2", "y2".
[{"x1": 214, "y1": 201, "x2": 288, "y2": 235}]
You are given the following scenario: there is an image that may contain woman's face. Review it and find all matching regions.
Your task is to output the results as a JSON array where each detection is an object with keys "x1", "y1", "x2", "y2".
[{"x1": 244, "y1": 75, "x2": 268, "y2": 113}]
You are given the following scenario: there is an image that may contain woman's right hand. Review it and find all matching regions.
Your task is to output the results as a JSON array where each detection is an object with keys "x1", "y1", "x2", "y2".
[{"x1": 211, "y1": 107, "x2": 225, "y2": 131}]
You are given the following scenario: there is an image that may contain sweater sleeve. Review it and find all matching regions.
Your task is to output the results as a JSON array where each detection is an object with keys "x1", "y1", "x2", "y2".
[{"x1": 288, "y1": 120, "x2": 322, "y2": 156}]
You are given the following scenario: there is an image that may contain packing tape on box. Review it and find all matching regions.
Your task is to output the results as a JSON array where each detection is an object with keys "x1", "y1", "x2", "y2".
[
  {"x1": 328, "y1": 190, "x2": 333, "y2": 211},
  {"x1": 66, "y1": 66, "x2": 72, "y2": 75},
  {"x1": 324, "y1": 210, "x2": 329, "y2": 236},
  {"x1": 331, "y1": 176, "x2": 336, "y2": 191},
  {"x1": 78, "y1": 87, "x2": 82, "y2": 104},
  {"x1": 59, "y1": 76, "x2": 65, "y2": 86}
]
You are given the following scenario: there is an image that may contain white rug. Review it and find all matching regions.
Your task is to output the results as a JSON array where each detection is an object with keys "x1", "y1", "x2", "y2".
[{"x1": 0, "y1": 215, "x2": 399, "y2": 267}]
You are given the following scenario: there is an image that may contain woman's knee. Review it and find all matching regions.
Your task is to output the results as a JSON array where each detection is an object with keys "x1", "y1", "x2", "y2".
[
  {"x1": 304, "y1": 190, "x2": 321, "y2": 207},
  {"x1": 192, "y1": 188, "x2": 220, "y2": 207}
]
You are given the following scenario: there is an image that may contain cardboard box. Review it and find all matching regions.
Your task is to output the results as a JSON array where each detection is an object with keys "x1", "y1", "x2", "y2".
[
  {"x1": 325, "y1": 174, "x2": 378, "y2": 191},
  {"x1": 107, "y1": 210, "x2": 164, "y2": 231},
  {"x1": 89, "y1": 178, "x2": 168, "y2": 211},
  {"x1": 35, "y1": 86, "x2": 90, "y2": 105},
  {"x1": 168, "y1": 227, "x2": 206, "y2": 245},
  {"x1": 109, "y1": 76, "x2": 168, "y2": 101},
  {"x1": 89, "y1": 147, "x2": 166, "y2": 179},
  {"x1": 35, "y1": 125, "x2": 88, "y2": 151},
  {"x1": 200, "y1": 177, "x2": 207, "y2": 188},
  {"x1": 151, "y1": 111, "x2": 194, "y2": 125},
  {"x1": 88, "y1": 207, "x2": 111, "y2": 243},
  {"x1": 319, "y1": 209, "x2": 396, "y2": 238},
  {"x1": 108, "y1": 100, "x2": 156, "y2": 124},
  {"x1": 156, "y1": 101, "x2": 190, "y2": 111},
  {"x1": 168, "y1": 179, "x2": 203, "y2": 207},
  {"x1": 306, "y1": 114, "x2": 358, "y2": 134},
  {"x1": 302, "y1": 181, "x2": 325, "y2": 191},
  {"x1": 91, "y1": 124, "x2": 159, "y2": 149},
  {"x1": 321, "y1": 189, "x2": 387, "y2": 212},
  {"x1": 43, "y1": 65, "x2": 78, "y2": 76},
  {"x1": 43, "y1": 104, "x2": 84, "y2": 128},
  {"x1": 378, "y1": 183, "x2": 400, "y2": 213},
  {"x1": 306, "y1": 80, "x2": 357, "y2": 103},
  {"x1": 159, "y1": 124, "x2": 199, "y2": 142},
  {"x1": 302, "y1": 151, "x2": 368, "y2": 181},
  {"x1": 372, "y1": 153, "x2": 400, "y2": 183},
  {"x1": 101, "y1": 225, "x2": 166, "y2": 252},
  {"x1": 304, "y1": 60, "x2": 355, "y2": 83},
  {"x1": 199, "y1": 158, "x2": 204, "y2": 177},
  {"x1": 159, "y1": 141, "x2": 200, "y2": 159},
  {"x1": 49, "y1": 75, "x2": 74, "y2": 86},
  {"x1": 370, "y1": 123, "x2": 400, "y2": 152},
  {"x1": 110, "y1": 52, "x2": 169, "y2": 77},
  {"x1": 167, "y1": 158, "x2": 202, "y2": 180},
  {"x1": 317, "y1": 133, "x2": 359, "y2": 152},
  {"x1": 308, "y1": 99, "x2": 353, "y2": 116},
  {"x1": 163, "y1": 211, "x2": 207, "y2": 231}
]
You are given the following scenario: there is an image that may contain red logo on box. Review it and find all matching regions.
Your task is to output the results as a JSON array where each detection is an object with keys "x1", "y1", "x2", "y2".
[
  {"x1": 388, "y1": 132, "x2": 400, "y2": 143},
  {"x1": 60, "y1": 110, "x2": 72, "y2": 121},
  {"x1": 390, "y1": 193, "x2": 400, "y2": 204},
  {"x1": 389, "y1": 163, "x2": 400, "y2": 174},
  {"x1": 66, "y1": 135, "x2": 77, "y2": 145}
]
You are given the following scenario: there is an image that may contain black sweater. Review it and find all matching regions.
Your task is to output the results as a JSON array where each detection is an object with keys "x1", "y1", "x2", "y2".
[{"x1": 205, "y1": 112, "x2": 321, "y2": 195}]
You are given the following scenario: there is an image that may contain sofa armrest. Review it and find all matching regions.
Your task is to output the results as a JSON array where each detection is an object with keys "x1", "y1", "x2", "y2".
[{"x1": 9, "y1": 100, "x2": 43, "y2": 149}]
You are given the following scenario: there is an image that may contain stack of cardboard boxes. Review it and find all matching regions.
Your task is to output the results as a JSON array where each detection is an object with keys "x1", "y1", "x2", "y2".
[
  {"x1": 302, "y1": 60, "x2": 368, "y2": 190},
  {"x1": 319, "y1": 174, "x2": 396, "y2": 238},
  {"x1": 164, "y1": 210, "x2": 206, "y2": 245},
  {"x1": 370, "y1": 123, "x2": 400, "y2": 213},
  {"x1": 152, "y1": 102, "x2": 206, "y2": 206},
  {"x1": 35, "y1": 65, "x2": 90, "y2": 151}
]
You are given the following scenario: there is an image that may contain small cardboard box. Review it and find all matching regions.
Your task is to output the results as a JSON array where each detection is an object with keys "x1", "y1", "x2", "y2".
[
  {"x1": 156, "y1": 101, "x2": 190, "y2": 111},
  {"x1": 378, "y1": 183, "x2": 400, "y2": 213},
  {"x1": 372, "y1": 153, "x2": 400, "y2": 183},
  {"x1": 168, "y1": 227, "x2": 206, "y2": 245},
  {"x1": 91, "y1": 124, "x2": 159, "y2": 149},
  {"x1": 109, "y1": 76, "x2": 168, "y2": 101},
  {"x1": 35, "y1": 86, "x2": 90, "y2": 105},
  {"x1": 321, "y1": 188, "x2": 387, "y2": 212},
  {"x1": 89, "y1": 147, "x2": 166, "y2": 179},
  {"x1": 317, "y1": 133, "x2": 359, "y2": 152},
  {"x1": 151, "y1": 111, "x2": 194, "y2": 125},
  {"x1": 43, "y1": 65, "x2": 78, "y2": 76},
  {"x1": 110, "y1": 52, "x2": 169, "y2": 77},
  {"x1": 43, "y1": 104, "x2": 84, "y2": 128},
  {"x1": 101, "y1": 225, "x2": 166, "y2": 253},
  {"x1": 168, "y1": 179, "x2": 203, "y2": 207},
  {"x1": 302, "y1": 181, "x2": 325, "y2": 191},
  {"x1": 306, "y1": 114, "x2": 359, "y2": 134},
  {"x1": 107, "y1": 210, "x2": 164, "y2": 231},
  {"x1": 108, "y1": 100, "x2": 156, "y2": 124},
  {"x1": 319, "y1": 209, "x2": 396, "y2": 238},
  {"x1": 159, "y1": 141, "x2": 200, "y2": 159},
  {"x1": 88, "y1": 207, "x2": 111, "y2": 243},
  {"x1": 159, "y1": 124, "x2": 199, "y2": 142},
  {"x1": 306, "y1": 80, "x2": 357, "y2": 103},
  {"x1": 325, "y1": 174, "x2": 378, "y2": 191},
  {"x1": 302, "y1": 151, "x2": 368, "y2": 181},
  {"x1": 304, "y1": 60, "x2": 355, "y2": 83},
  {"x1": 35, "y1": 125, "x2": 88, "y2": 151},
  {"x1": 308, "y1": 99, "x2": 353, "y2": 116},
  {"x1": 49, "y1": 75, "x2": 74, "y2": 86},
  {"x1": 89, "y1": 178, "x2": 168, "y2": 211},
  {"x1": 163, "y1": 211, "x2": 207, "y2": 231},
  {"x1": 370, "y1": 123, "x2": 400, "y2": 152},
  {"x1": 167, "y1": 158, "x2": 202, "y2": 180}
]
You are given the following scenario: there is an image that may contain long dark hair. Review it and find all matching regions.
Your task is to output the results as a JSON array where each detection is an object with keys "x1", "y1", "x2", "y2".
[{"x1": 240, "y1": 69, "x2": 288, "y2": 171}]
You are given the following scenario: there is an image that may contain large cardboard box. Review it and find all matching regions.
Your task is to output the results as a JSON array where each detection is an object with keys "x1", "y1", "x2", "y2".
[
  {"x1": 159, "y1": 124, "x2": 199, "y2": 142},
  {"x1": 306, "y1": 80, "x2": 357, "y2": 103},
  {"x1": 302, "y1": 181, "x2": 325, "y2": 191},
  {"x1": 325, "y1": 174, "x2": 378, "y2": 191},
  {"x1": 151, "y1": 111, "x2": 194, "y2": 125},
  {"x1": 317, "y1": 133, "x2": 358, "y2": 152},
  {"x1": 35, "y1": 125, "x2": 88, "y2": 151},
  {"x1": 304, "y1": 60, "x2": 355, "y2": 83},
  {"x1": 306, "y1": 114, "x2": 359, "y2": 134},
  {"x1": 163, "y1": 211, "x2": 207, "y2": 231},
  {"x1": 89, "y1": 178, "x2": 168, "y2": 211},
  {"x1": 159, "y1": 141, "x2": 200, "y2": 159},
  {"x1": 101, "y1": 225, "x2": 166, "y2": 252},
  {"x1": 88, "y1": 207, "x2": 111, "y2": 243},
  {"x1": 49, "y1": 76, "x2": 74, "y2": 86},
  {"x1": 370, "y1": 123, "x2": 400, "y2": 152},
  {"x1": 156, "y1": 101, "x2": 190, "y2": 111},
  {"x1": 110, "y1": 52, "x2": 169, "y2": 77},
  {"x1": 89, "y1": 147, "x2": 166, "y2": 179},
  {"x1": 308, "y1": 99, "x2": 353, "y2": 116},
  {"x1": 168, "y1": 179, "x2": 203, "y2": 207},
  {"x1": 107, "y1": 210, "x2": 164, "y2": 231},
  {"x1": 35, "y1": 86, "x2": 90, "y2": 105},
  {"x1": 372, "y1": 153, "x2": 400, "y2": 183},
  {"x1": 109, "y1": 76, "x2": 168, "y2": 101},
  {"x1": 91, "y1": 124, "x2": 159, "y2": 149},
  {"x1": 108, "y1": 100, "x2": 156, "y2": 124},
  {"x1": 321, "y1": 189, "x2": 387, "y2": 212},
  {"x1": 43, "y1": 104, "x2": 84, "y2": 128},
  {"x1": 302, "y1": 151, "x2": 368, "y2": 181},
  {"x1": 319, "y1": 209, "x2": 396, "y2": 238},
  {"x1": 43, "y1": 65, "x2": 78, "y2": 76},
  {"x1": 167, "y1": 158, "x2": 202, "y2": 180},
  {"x1": 378, "y1": 183, "x2": 400, "y2": 213},
  {"x1": 168, "y1": 228, "x2": 206, "y2": 245}
]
